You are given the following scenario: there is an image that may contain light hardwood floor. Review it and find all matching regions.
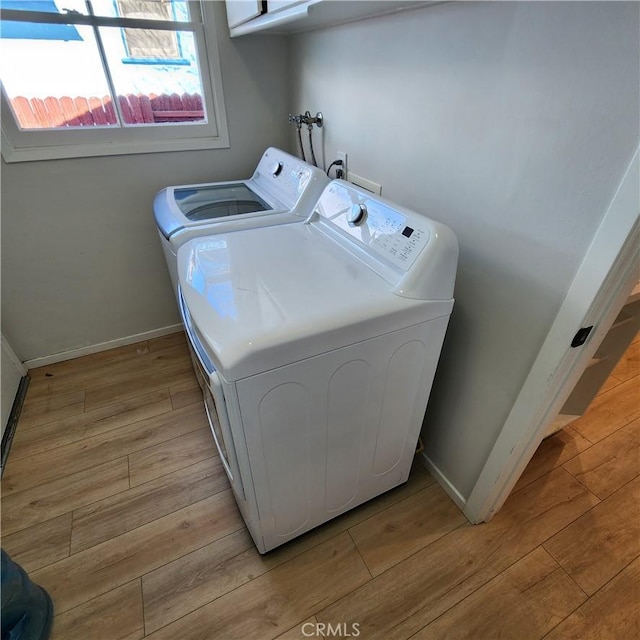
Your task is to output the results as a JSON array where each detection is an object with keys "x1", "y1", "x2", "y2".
[{"x1": 2, "y1": 331, "x2": 638, "y2": 639}]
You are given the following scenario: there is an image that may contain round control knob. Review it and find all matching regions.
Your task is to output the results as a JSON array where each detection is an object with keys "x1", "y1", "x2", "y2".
[
  {"x1": 347, "y1": 203, "x2": 368, "y2": 226},
  {"x1": 271, "y1": 161, "x2": 284, "y2": 177}
]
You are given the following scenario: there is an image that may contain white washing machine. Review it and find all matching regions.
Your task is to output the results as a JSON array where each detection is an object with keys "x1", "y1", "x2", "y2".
[
  {"x1": 177, "y1": 180, "x2": 459, "y2": 553},
  {"x1": 154, "y1": 147, "x2": 328, "y2": 295}
]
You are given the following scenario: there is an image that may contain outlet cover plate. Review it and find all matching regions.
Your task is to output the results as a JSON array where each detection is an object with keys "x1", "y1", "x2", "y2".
[{"x1": 336, "y1": 150, "x2": 348, "y2": 178}]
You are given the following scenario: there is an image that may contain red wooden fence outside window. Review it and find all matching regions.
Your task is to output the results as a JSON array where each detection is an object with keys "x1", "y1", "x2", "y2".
[{"x1": 10, "y1": 92, "x2": 204, "y2": 129}]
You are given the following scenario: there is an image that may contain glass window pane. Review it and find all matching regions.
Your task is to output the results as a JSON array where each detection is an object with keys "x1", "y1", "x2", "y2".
[
  {"x1": 0, "y1": 0, "x2": 74, "y2": 14},
  {"x1": 123, "y1": 27, "x2": 180, "y2": 59},
  {"x1": 0, "y1": 0, "x2": 87, "y2": 39},
  {"x1": 0, "y1": 23, "x2": 117, "y2": 129},
  {"x1": 2, "y1": 0, "x2": 193, "y2": 20},
  {"x1": 88, "y1": 0, "x2": 191, "y2": 21},
  {"x1": 100, "y1": 26, "x2": 206, "y2": 125},
  {"x1": 118, "y1": 0, "x2": 172, "y2": 20}
]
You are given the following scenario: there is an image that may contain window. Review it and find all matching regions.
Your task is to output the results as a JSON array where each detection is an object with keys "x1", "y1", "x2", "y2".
[{"x1": 0, "y1": 0, "x2": 229, "y2": 162}]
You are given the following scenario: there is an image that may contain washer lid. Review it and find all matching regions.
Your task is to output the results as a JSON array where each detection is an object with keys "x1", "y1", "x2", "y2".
[
  {"x1": 153, "y1": 147, "x2": 329, "y2": 240},
  {"x1": 174, "y1": 183, "x2": 272, "y2": 220},
  {"x1": 178, "y1": 222, "x2": 453, "y2": 381},
  {"x1": 154, "y1": 180, "x2": 282, "y2": 240}
]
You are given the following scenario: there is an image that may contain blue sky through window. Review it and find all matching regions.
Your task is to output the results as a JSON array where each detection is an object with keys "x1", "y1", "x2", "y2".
[{"x1": 1, "y1": 1, "x2": 82, "y2": 40}]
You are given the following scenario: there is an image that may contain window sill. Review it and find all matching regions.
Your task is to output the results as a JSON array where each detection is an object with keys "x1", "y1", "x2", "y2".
[
  {"x1": 121, "y1": 57, "x2": 191, "y2": 66},
  {"x1": 0, "y1": 128, "x2": 230, "y2": 163}
]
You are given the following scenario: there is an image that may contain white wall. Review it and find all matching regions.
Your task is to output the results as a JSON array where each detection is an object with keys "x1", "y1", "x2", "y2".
[
  {"x1": 1, "y1": 2, "x2": 291, "y2": 362},
  {"x1": 290, "y1": 1, "x2": 639, "y2": 498}
]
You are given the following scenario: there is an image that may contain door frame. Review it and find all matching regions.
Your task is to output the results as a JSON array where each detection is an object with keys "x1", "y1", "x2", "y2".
[{"x1": 463, "y1": 147, "x2": 640, "y2": 523}]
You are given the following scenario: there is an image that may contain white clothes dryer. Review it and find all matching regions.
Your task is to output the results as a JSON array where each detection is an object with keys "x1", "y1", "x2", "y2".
[
  {"x1": 177, "y1": 180, "x2": 459, "y2": 553},
  {"x1": 154, "y1": 147, "x2": 328, "y2": 295}
]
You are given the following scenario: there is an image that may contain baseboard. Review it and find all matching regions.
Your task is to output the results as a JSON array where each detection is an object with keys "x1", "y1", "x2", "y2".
[
  {"x1": 419, "y1": 450, "x2": 467, "y2": 512},
  {"x1": 23, "y1": 324, "x2": 184, "y2": 369},
  {"x1": 1, "y1": 376, "x2": 29, "y2": 476}
]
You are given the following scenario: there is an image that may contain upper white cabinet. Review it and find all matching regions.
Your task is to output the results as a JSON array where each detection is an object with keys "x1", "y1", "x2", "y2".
[
  {"x1": 226, "y1": 0, "x2": 266, "y2": 29},
  {"x1": 267, "y1": 0, "x2": 308, "y2": 13},
  {"x1": 225, "y1": 0, "x2": 440, "y2": 37}
]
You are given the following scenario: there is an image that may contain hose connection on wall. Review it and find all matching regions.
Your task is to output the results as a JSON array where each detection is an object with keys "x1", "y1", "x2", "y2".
[{"x1": 289, "y1": 110, "x2": 323, "y2": 167}]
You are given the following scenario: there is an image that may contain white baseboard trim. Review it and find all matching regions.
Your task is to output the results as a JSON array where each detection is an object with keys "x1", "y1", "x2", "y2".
[
  {"x1": 419, "y1": 451, "x2": 467, "y2": 512},
  {"x1": 23, "y1": 324, "x2": 184, "y2": 369}
]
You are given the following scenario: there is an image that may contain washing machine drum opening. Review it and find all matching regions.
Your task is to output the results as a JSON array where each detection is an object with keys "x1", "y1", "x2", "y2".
[{"x1": 175, "y1": 184, "x2": 273, "y2": 221}]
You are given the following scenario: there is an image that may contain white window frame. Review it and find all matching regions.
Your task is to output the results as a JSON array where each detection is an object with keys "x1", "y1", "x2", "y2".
[{"x1": 0, "y1": 0, "x2": 229, "y2": 163}]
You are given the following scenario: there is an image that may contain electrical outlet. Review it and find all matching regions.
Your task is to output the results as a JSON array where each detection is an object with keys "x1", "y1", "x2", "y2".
[{"x1": 336, "y1": 150, "x2": 347, "y2": 179}]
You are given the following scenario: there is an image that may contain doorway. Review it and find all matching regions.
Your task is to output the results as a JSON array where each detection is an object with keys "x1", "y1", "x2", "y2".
[{"x1": 464, "y1": 147, "x2": 640, "y2": 523}]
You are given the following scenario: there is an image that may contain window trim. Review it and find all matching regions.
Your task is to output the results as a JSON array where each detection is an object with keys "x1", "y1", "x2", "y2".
[{"x1": 0, "y1": 0, "x2": 229, "y2": 163}]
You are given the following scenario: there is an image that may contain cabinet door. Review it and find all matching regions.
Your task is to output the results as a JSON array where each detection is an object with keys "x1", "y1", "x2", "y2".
[
  {"x1": 226, "y1": 0, "x2": 265, "y2": 28},
  {"x1": 267, "y1": 0, "x2": 306, "y2": 14},
  {"x1": 560, "y1": 299, "x2": 640, "y2": 416}
]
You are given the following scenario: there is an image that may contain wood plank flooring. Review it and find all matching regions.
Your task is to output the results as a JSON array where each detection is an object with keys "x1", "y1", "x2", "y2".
[{"x1": 2, "y1": 330, "x2": 638, "y2": 639}]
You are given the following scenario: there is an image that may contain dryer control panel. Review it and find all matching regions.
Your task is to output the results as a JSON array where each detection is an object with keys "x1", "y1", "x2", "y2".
[
  {"x1": 313, "y1": 180, "x2": 459, "y2": 300},
  {"x1": 315, "y1": 181, "x2": 430, "y2": 272}
]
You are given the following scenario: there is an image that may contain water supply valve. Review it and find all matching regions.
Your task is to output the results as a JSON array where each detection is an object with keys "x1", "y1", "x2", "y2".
[{"x1": 288, "y1": 111, "x2": 323, "y2": 128}]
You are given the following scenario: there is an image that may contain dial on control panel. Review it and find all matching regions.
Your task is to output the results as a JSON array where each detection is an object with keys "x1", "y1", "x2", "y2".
[
  {"x1": 347, "y1": 203, "x2": 368, "y2": 226},
  {"x1": 271, "y1": 162, "x2": 284, "y2": 177}
]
